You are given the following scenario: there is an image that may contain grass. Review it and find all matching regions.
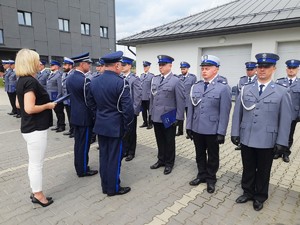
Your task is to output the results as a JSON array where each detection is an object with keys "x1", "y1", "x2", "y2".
[{"x1": 0, "y1": 78, "x2": 4, "y2": 87}]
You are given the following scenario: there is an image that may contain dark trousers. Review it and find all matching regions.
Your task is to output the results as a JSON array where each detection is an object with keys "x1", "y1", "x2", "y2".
[
  {"x1": 153, "y1": 122, "x2": 176, "y2": 167},
  {"x1": 64, "y1": 104, "x2": 73, "y2": 133},
  {"x1": 288, "y1": 120, "x2": 298, "y2": 151},
  {"x1": 98, "y1": 135, "x2": 123, "y2": 194},
  {"x1": 141, "y1": 100, "x2": 151, "y2": 125},
  {"x1": 73, "y1": 125, "x2": 92, "y2": 176},
  {"x1": 177, "y1": 107, "x2": 188, "y2": 133},
  {"x1": 123, "y1": 115, "x2": 137, "y2": 157},
  {"x1": 54, "y1": 102, "x2": 65, "y2": 128},
  {"x1": 7, "y1": 92, "x2": 18, "y2": 114},
  {"x1": 193, "y1": 133, "x2": 219, "y2": 184},
  {"x1": 240, "y1": 144, "x2": 274, "y2": 202}
]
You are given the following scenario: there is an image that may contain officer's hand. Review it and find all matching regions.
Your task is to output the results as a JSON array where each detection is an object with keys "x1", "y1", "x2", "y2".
[
  {"x1": 273, "y1": 144, "x2": 290, "y2": 159},
  {"x1": 186, "y1": 129, "x2": 193, "y2": 141},
  {"x1": 217, "y1": 134, "x2": 225, "y2": 144},
  {"x1": 172, "y1": 120, "x2": 179, "y2": 127},
  {"x1": 231, "y1": 136, "x2": 240, "y2": 146}
]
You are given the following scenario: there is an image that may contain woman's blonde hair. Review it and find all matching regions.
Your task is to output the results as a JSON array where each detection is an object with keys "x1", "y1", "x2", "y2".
[{"x1": 15, "y1": 49, "x2": 40, "y2": 76}]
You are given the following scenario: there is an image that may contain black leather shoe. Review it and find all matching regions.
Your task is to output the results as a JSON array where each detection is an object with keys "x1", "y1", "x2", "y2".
[
  {"x1": 51, "y1": 127, "x2": 59, "y2": 131},
  {"x1": 15, "y1": 114, "x2": 21, "y2": 118},
  {"x1": 282, "y1": 155, "x2": 290, "y2": 163},
  {"x1": 175, "y1": 132, "x2": 183, "y2": 136},
  {"x1": 273, "y1": 154, "x2": 281, "y2": 159},
  {"x1": 32, "y1": 196, "x2": 54, "y2": 207},
  {"x1": 107, "y1": 186, "x2": 131, "y2": 196},
  {"x1": 164, "y1": 166, "x2": 172, "y2": 175},
  {"x1": 236, "y1": 195, "x2": 252, "y2": 203},
  {"x1": 69, "y1": 133, "x2": 74, "y2": 138},
  {"x1": 139, "y1": 123, "x2": 148, "y2": 128},
  {"x1": 78, "y1": 170, "x2": 98, "y2": 177},
  {"x1": 30, "y1": 193, "x2": 52, "y2": 201},
  {"x1": 189, "y1": 178, "x2": 206, "y2": 186},
  {"x1": 253, "y1": 200, "x2": 263, "y2": 211},
  {"x1": 63, "y1": 131, "x2": 71, "y2": 135},
  {"x1": 125, "y1": 155, "x2": 134, "y2": 161},
  {"x1": 147, "y1": 124, "x2": 153, "y2": 129},
  {"x1": 207, "y1": 183, "x2": 215, "y2": 193},
  {"x1": 150, "y1": 162, "x2": 164, "y2": 169},
  {"x1": 235, "y1": 145, "x2": 242, "y2": 150},
  {"x1": 7, "y1": 112, "x2": 15, "y2": 115},
  {"x1": 56, "y1": 127, "x2": 65, "y2": 132}
]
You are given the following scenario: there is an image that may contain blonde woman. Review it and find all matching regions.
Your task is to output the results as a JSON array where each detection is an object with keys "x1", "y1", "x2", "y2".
[{"x1": 15, "y1": 49, "x2": 56, "y2": 207}]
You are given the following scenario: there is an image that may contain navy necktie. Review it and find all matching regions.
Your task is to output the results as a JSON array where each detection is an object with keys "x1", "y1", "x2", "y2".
[
  {"x1": 204, "y1": 82, "x2": 209, "y2": 91},
  {"x1": 289, "y1": 79, "x2": 293, "y2": 86},
  {"x1": 259, "y1": 84, "x2": 264, "y2": 96},
  {"x1": 248, "y1": 77, "x2": 251, "y2": 83},
  {"x1": 160, "y1": 76, "x2": 164, "y2": 84}
]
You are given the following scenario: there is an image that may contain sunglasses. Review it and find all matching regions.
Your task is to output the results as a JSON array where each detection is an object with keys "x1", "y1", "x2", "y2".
[
  {"x1": 287, "y1": 67, "x2": 298, "y2": 69},
  {"x1": 246, "y1": 68, "x2": 255, "y2": 71}
]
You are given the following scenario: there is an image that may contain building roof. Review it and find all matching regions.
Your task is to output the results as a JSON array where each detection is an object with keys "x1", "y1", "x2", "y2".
[{"x1": 117, "y1": 0, "x2": 300, "y2": 46}]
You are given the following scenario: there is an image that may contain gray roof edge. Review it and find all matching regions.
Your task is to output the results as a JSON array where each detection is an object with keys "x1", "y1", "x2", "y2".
[{"x1": 117, "y1": 18, "x2": 300, "y2": 47}]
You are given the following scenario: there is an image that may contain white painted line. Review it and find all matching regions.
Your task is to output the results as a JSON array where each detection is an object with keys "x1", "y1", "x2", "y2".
[{"x1": 145, "y1": 185, "x2": 206, "y2": 225}]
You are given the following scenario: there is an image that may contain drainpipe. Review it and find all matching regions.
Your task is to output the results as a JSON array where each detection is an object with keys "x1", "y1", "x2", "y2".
[{"x1": 127, "y1": 46, "x2": 136, "y2": 56}]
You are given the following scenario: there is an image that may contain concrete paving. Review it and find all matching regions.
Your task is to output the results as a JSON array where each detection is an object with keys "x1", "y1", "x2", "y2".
[{"x1": 0, "y1": 87, "x2": 299, "y2": 225}]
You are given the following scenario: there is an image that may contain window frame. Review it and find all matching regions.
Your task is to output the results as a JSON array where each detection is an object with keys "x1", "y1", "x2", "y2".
[
  {"x1": 81, "y1": 23, "x2": 90, "y2": 36},
  {"x1": 58, "y1": 18, "x2": 69, "y2": 32},
  {"x1": 17, "y1": 11, "x2": 32, "y2": 26},
  {"x1": 0, "y1": 29, "x2": 3, "y2": 44},
  {"x1": 100, "y1": 26, "x2": 108, "y2": 38}
]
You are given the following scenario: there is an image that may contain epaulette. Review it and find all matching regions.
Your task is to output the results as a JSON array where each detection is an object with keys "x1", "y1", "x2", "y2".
[
  {"x1": 154, "y1": 74, "x2": 160, "y2": 77},
  {"x1": 240, "y1": 75, "x2": 247, "y2": 78},
  {"x1": 275, "y1": 82, "x2": 288, "y2": 88},
  {"x1": 217, "y1": 80, "x2": 227, "y2": 84},
  {"x1": 276, "y1": 77, "x2": 285, "y2": 80},
  {"x1": 173, "y1": 74, "x2": 179, "y2": 78},
  {"x1": 219, "y1": 75, "x2": 227, "y2": 79},
  {"x1": 195, "y1": 80, "x2": 204, "y2": 84},
  {"x1": 244, "y1": 81, "x2": 255, "y2": 85}
]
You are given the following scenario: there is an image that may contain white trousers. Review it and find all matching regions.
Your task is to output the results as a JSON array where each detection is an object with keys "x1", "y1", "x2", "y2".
[{"x1": 22, "y1": 130, "x2": 47, "y2": 192}]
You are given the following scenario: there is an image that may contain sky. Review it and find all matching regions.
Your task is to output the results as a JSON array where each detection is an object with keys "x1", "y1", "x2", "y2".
[{"x1": 115, "y1": 0, "x2": 233, "y2": 58}]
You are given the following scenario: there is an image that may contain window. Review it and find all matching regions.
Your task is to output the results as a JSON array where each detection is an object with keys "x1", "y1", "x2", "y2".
[
  {"x1": 81, "y1": 23, "x2": 90, "y2": 35},
  {"x1": 18, "y1": 11, "x2": 32, "y2": 26},
  {"x1": 0, "y1": 29, "x2": 3, "y2": 44},
  {"x1": 100, "y1": 26, "x2": 108, "y2": 38},
  {"x1": 58, "y1": 18, "x2": 69, "y2": 32}
]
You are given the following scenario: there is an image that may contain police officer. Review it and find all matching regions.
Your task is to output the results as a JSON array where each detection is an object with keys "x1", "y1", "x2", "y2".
[
  {"x1": 47, "y1": 60, "x2": 65, "y2": 132},
  {"x1": 140, "y1": 61, "x2": 155, "y2": 129},
  {"x1": 92, "y1": 59, "x2": 105, "y2": 77},
  {"x1": 275, "y1": 59, "x2": 300, "y2": 162},
  {"x1": 121, "y1": 56, "x2": 142, "y2": 161},
  {"x1": 3, "y1": 60, "x2": 18, "y2": 116},
  {"x1": 235, "y1": 61, "x2": 258, "y2": 150},
  {"x1": 149, "y1": 55, "x2": 185, "y2": 175},
  {"x1": 186, "y1": 55, "x2": 231, "y2": 194},
  {"x1": 61, "y1": 57, "x2": 75, "y2": 138},
  {"x1": 231, "y1": 53, "x2": 292, "y2": 211},
  {"x1": 37, "y1": 60, "x2": 50, "y2": 90},
  {"x1": 176, "y1": 61, "x2": 197, "y2": 137},
  {"x1": 86, "y1": 51, "x2": 134, "y2": 196},
  {"x1": 66, "y1": 52, "x2": 98, "y2": 177}
]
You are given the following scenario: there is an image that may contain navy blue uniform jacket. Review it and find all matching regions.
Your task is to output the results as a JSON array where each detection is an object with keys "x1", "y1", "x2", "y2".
[
  {"x1": 66, "y1": 70, "x2": 94, "y2": 126},
  {"x1": 87, "y1": 70, "x2": 134, "y2": 138}
]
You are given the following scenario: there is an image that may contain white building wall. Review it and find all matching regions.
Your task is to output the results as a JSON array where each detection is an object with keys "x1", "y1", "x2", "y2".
[{"x1": 135, "y1": 27, "x2": 300, "y2": 86}]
